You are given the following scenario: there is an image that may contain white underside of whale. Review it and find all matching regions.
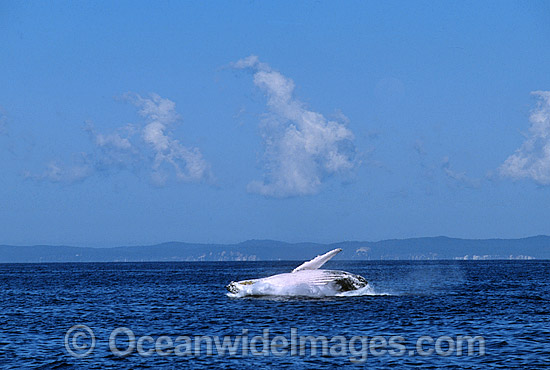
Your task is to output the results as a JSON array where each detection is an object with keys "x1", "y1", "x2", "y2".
[{"x1": 226, "y1": 248, "x2": 372, "y2": 298}]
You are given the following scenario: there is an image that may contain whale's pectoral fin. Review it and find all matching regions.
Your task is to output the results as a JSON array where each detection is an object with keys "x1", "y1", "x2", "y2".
[{"x1": 292, "y1": 248, "x2": 342, "y2": 273}]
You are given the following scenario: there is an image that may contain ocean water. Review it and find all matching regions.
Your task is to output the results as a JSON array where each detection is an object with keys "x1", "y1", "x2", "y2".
[{"x1": 0, "y1": 260, "x2": 548, "y2": 369}]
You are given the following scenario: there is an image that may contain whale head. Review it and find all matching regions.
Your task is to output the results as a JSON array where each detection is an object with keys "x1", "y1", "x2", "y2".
[{"x1": 226, "y1": 279, "x2": 256, "y2": 294}]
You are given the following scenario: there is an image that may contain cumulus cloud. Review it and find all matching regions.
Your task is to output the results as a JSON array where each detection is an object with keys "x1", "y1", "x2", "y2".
[
  {"x1": 499, "y1": 91, "x2": 550, "y2": 185},
  {"x1": 82, "y1": 122, "x2": 140, "y2": 173},
  {"x1": 30, "y1": 93, "x2": 211, "y2": 185},
  {"x1": 89, "y1": 125, "x2": 133, "y2": 150},
  {"x1": 233, "y1": 55, "x2": 357, "y2": 197},
  {"x1": 126, "y1": 93, "x2": 210, "y2": 184}
]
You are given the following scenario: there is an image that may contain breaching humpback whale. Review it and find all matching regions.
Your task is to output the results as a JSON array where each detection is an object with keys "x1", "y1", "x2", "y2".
[{"x1": 226, "y1": 248, "x2": 368, "y2": 296}]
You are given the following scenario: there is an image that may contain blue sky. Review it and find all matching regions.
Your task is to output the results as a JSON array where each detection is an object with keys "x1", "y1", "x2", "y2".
[{"x1": 1, "y1": 1, "x2": 550, "y2": 246}]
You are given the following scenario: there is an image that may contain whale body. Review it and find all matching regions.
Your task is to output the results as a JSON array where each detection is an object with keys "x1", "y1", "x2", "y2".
[{"x1": 226, "y1": 248, "x2": 368, "y2": 297}]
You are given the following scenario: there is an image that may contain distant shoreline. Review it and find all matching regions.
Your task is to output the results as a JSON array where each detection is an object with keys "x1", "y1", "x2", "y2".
[
  {"x1": 1, "y1": 236, "x2": 549, "y2": 263},
  {"x1": 1, "y1": 259, "x2": 549, "y2": 265}
]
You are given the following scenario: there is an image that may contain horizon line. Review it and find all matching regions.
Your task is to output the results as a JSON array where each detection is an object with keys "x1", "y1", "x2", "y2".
[{"x1": 2, "y1": 234, "x2": 550, "y2": 249}]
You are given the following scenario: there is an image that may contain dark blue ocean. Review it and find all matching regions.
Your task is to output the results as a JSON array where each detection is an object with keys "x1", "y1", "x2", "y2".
[{"x1": 0, "y1": 260, "x2": 549, "y2": 369}]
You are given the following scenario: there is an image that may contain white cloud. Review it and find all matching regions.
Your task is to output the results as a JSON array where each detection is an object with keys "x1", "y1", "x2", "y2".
[
  {"x1": 233, "y1": 55, "x2": 357, "y2": 197},
  {"x1": 93, "y1": 129, "x2": 133, "y2": 150},
  {"x1": 30, "y1": 93, "x2": 211, "y2": 185},
  {"x1": 83, "y1": 122, "x2": 139, "y2": 172},
  {"x1": 126, "y1": 93, "x2": 211, "y2": 184},
  {"x1": 500, "y1": 91, "x2": 550, "y2": 185}
]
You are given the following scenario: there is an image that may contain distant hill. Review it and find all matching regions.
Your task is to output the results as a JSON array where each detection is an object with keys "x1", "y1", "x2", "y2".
[{"x1": 1, "y1": 236, "x2": 549, "y2": 262}]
